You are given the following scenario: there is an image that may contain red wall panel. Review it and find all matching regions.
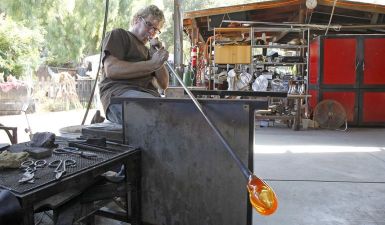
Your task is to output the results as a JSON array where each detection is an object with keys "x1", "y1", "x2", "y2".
[
  {"x1": 363, "y1": 38, "x2": 385, "y2": 85},
  {"x1": 323, "y1": 39, "x2": 357, "y2": 85},
  {"x1": 309, "y1": 41, "x2": 319, "y2": 85},
  {"x1": 308, "y1": 35, "x2": 385, "y2": 126},
  {"x1": 362, "y1": 92, "x2": 385, "y2": 122}
]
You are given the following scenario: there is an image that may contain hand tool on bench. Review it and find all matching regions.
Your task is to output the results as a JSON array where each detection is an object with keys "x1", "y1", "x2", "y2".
[
  {"x1": 53, "y1": 147, "x2": 97, "y2": 159},
  {"x1": 48, "y1": 159, "x2": 76, "y2": 180},
  {"x1": 68, "y1": 142, "x2": 121, "y2": 154},
  {"x1": 20, "y1": 159, "x2": 47, "y2": 173},
  {"x1": 18, "y1": 160, "x2": 47, "y2": 184},
  {"x1": 155, "y1": 45, "x2": 278, "y2": 215}
]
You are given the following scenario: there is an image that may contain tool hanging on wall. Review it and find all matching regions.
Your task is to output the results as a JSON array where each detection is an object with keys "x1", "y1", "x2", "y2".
[{"x1": 155, "y1": 46, "x2": 278, "y2": 215}]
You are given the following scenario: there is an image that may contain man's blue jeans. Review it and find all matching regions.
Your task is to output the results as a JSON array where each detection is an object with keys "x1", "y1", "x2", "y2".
[{"x1": 106, "y1": 90, "x2": 155, "y2": 124}]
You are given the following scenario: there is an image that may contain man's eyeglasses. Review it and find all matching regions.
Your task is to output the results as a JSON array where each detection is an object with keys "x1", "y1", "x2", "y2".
[{"x1": 140, "y1": 17, "x2": 161, "y2": 35}]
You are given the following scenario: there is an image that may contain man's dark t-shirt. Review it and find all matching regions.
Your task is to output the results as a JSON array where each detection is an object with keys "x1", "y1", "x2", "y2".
[{"x1": 99, "y1": 28, "x2": 159, "y2": 112}]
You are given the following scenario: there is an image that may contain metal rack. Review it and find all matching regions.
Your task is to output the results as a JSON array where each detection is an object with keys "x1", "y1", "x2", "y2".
[
  {"x1": 212, "y1": 27, "x2": 310, "y2": 87},
  {"x1": 212, "y1": 27, "x2": 311, "y2": 130},
  {"x1": 250, "y1": 27, "x2": 310, "y2": 81}
]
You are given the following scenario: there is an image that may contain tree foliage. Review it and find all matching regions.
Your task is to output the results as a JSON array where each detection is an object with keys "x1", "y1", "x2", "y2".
[
  {"x1": 1, "y1": 0, "x2": 133, "y2": 66},
  {"x1": 0, "y1": 0, "x2": 258, "y2": 71},
  {"x1": 0, "y1": 14, "x2": 43, "y2": 80}
]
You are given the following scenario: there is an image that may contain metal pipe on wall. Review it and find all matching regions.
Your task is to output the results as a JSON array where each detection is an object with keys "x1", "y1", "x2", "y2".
[
  {"x1": 222, "y1": 19, "x2": 385, "y2": 30},
  {"x1": 173, "y1": 0, "x2": 184, "y2": 86}
]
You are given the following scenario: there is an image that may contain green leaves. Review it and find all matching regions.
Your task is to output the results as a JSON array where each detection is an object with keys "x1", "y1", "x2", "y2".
[
  {"x1": 0, "y1": 1, "x2": 163, "y2": 68},
  {"x1": 0, "y1": 0, "x2": 259, "y2": 73},
  {"x1": 0, "y1": 15, "x2": 43, "y2": 79}
]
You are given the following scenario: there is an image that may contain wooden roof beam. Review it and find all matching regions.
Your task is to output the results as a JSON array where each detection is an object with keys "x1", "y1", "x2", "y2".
[
  {"x1": 191, "y1": 18, "x2": 205, "y2": 45},
  {"x1": 184, "y1": 0, "x2": 301, "y2": 19},
  {"x1": 250, "y1": 13, "x2": 299, "y2": 22},
  {"x1": 260, "y1": 12, "x2": 301, "y2": 42},
  {"x1": 318, "y1": 0, "x2": 385, "y2": 14},
  {"x1": 371, "y1": 13, "x2": 379, "y2": 24},
  {"x1": 315, "y1": 5, "x2": 373, "y2": 19}
]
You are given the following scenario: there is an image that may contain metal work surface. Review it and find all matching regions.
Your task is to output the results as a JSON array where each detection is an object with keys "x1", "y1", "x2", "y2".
[
  {"x1": 0, "y1": 143, "x2": 134, "y2": 194},
  {"x1": 0, "y1": 141, "x2": 141, "y2": 225},
  {"x1": 119, "y1": 97, "x2": 267, "y2": 225},
  {"x1": 81, "y1": 123, "x2": 123, "y2": 143},
  {"x1": 190, "y1": 90, "x2": 288, "y2": 98}
]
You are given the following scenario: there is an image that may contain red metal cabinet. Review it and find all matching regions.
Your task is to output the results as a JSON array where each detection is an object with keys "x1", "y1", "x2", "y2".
[
  {"x1": 360, "y1": 90, "x2": 385, "y2": 125},
  {"x1": 309, "y1": 36, "x2": 358, "y2": 88},
  {"x1": 323, "y1": 38, "x2": 357, "y2": 86},
  {"x1": 363, "y1": 38, "x2": 385, "y2": 86},
  {"x1": 310, "y1": 35, "x2": 385, "y2": 89},
  {"x1": 309, "y1": 35, "x2": 385, "y2": 126},
  {"x1": 309, "y1": 41, "x2": 319, "y2": 86}
]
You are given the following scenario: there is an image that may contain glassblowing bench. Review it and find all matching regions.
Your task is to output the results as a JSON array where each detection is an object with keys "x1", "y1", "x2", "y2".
[{"x1": 0, "y1": 141, "x2": 141, "y2": 225}]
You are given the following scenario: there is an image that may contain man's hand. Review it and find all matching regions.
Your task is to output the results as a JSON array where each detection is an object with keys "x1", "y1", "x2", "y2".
[
  {"x1": 149, "y1": 37, "x2": 169, "y2": 90},
  {"x1": 151, "y1": 48, "x2": 169, "y2": 68},
  {"x1": 149, "y1": 37, "x2": 162, "y2": 56}
]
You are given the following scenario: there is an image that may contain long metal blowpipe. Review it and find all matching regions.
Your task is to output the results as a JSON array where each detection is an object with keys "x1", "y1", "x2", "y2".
[{"x1": 156, "y1": 46, "x2": 278, "y2": 215}]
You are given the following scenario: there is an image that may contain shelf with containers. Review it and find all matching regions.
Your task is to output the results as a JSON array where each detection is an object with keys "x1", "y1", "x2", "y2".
[
  {"x1": 210, "y1": 27, "x2": 251, "y2": 91},
  {"x1": 213, "y1": 28, "x2": 252, "y2": 70},
  {"x1": 250, "y1": 27, "x2": 310, "y2": 130},
  {"x1": 212, "y1": 27, "x2": 311, "y2": 130},
  {"x1": 212, "y1": 27, "x2": 310, "y2": 92},
  {"x1": 251, "y1": 27, "x2": 309, "y2": 93}
]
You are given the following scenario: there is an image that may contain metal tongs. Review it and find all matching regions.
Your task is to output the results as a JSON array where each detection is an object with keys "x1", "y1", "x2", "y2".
[
  {"x1": 49, "y1": 159, "x2": 76, "y2": 180},
  {"x1": 53, "y1": 147, "x2": 97, "y2": 159},
  {"x1": 18, "y1": 160, "x2": 47, "y2": 184}
]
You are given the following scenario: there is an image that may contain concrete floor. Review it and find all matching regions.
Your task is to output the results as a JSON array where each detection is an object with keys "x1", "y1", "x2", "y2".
[{"x1": 253, "y1": 126, "x2": 385, "y2": 225}]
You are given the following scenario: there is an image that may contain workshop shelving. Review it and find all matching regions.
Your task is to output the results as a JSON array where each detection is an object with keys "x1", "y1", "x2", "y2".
[
  {"x1": 213, "y1": 27, "x2": 252, "y2": 65},
  {"x1": 212, "y1": 27, "x2": 311, "y2": 130},
  {"x1": 213, "y1": 27, "x2": 310, "y2": 84}
]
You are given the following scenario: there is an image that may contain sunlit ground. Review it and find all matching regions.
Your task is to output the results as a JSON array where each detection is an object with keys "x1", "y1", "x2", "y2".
[
  {"x1": 254, "y1": 127, "x2": 385, "y2": 155},
  {"x1": 0, "y1": 109, "x2": 97, "y2": 143},
  {"x1": 254, "y1": 144, "x2": 384, "y2": 154}
]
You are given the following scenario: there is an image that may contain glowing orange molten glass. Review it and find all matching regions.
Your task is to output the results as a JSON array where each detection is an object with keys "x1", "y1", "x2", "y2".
[{"x1": 247, "y1": 174, "x2": 278, "y2": 215}]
